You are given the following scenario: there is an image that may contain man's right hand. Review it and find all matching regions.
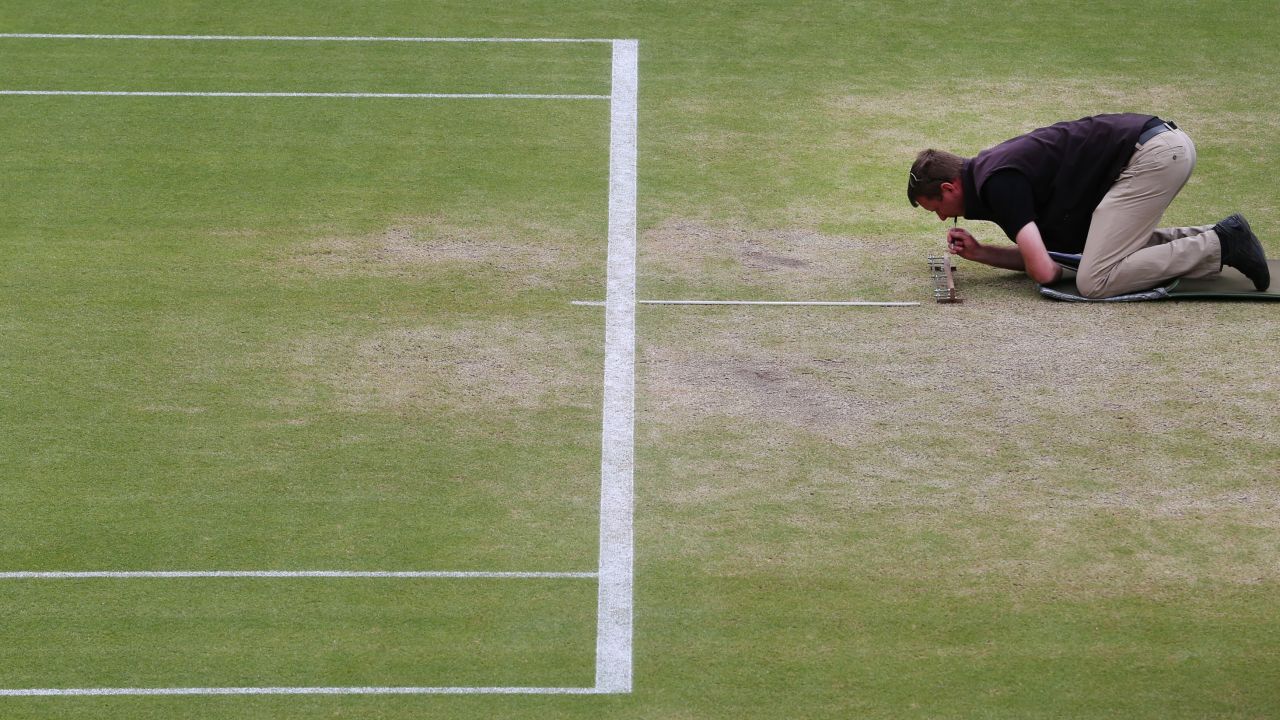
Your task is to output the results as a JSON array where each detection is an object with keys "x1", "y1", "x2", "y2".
[
  {"x1": 945, "y1": 227, "x2": 1030, "y2": 273},
  {"x1": 946, "y1": 227, "x2": 982, "y2": 259}
]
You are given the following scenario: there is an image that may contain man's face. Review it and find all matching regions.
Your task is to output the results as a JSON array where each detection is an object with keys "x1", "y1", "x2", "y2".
[{"x1": 915, "y1": 181, "x2": 964, "y2": 222}]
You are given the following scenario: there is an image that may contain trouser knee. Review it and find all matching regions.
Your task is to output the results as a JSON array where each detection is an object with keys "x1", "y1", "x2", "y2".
[{"x1": 1073, "y1": 269, "x2": 1110, "y2": 299}]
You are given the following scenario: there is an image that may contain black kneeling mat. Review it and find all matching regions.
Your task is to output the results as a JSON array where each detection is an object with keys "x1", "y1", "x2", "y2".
[{"x1": 1038, "y1": 254, "x2": 1280, "y2": 303}]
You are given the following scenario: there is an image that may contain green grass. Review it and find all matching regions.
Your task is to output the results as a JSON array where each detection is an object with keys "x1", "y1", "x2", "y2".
[
  {"x1": 0, "y1": 579, "x2": 596, "y2": 688},
  {"x1": 2, "y1": 1, "x2": 1279, "y2": 718}
]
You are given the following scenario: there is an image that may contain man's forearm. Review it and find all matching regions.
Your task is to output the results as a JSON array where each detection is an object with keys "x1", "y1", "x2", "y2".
[{"x1": 973, "y1": 243, "x2": 1027, "y2": 271}]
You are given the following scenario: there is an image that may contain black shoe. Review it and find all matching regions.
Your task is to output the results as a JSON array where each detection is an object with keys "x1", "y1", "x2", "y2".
[{"x1": 1215, "y1": 213, "x2": 1270, "y2": 291}]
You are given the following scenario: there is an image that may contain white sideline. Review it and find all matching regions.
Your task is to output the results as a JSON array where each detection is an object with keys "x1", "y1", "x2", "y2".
[
  {"x1": 0, "y1": 571, "x2": 595, "y2": 579},
  {"x1": 572, "y1": 299, "x2": 919, "y2": 307},
  {"x1": 0, "y1": 33, "x2": 613, "y2": 44},
  {"x1": 0, "y1": 90, "x2": 607, "y2": 100},
  {"x1": 593, "y1": 39, "x2": 638, "y2": 695}
]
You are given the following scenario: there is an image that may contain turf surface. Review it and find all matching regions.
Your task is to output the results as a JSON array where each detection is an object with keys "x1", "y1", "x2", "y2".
[{"x1": 2, "y1": 1, "x2": 1278, "y2": 718}]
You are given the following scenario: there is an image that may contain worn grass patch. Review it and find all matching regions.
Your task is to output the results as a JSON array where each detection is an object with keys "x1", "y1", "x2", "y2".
[
  {"x1": 639, "y1": 218, "x2": 915, "y2": 302},
  {"x1": 282, "y1": 218, "x2": 581, "y2": 281},
  {"x1": 265, "y1": 217, "x2": 606, "y2": 423},
  {"x1": 637, "y1": 292, "x2": 1280, "y2": 597},
  {"x1": 285, "y1": 314, "x2": 602, "y2": 416}
]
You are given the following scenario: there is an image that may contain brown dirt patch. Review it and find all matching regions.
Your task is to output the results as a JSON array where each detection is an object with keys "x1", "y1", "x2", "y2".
[{"x1": 641, "y1": 218, "x2": 908, "y2": 298}]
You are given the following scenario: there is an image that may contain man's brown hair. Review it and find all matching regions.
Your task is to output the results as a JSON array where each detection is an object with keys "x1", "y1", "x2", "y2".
[{"x1": 907, "y1": 149, "x2": 966, "y2": 207}]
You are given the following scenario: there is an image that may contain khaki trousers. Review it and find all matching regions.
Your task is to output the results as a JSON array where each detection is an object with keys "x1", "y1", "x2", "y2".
[{"x1": 1076, "y1": 128, "x2": 1222, "y2": 298}]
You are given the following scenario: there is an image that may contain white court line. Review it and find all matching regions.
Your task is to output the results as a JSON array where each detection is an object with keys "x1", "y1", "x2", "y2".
[
  {"x1": 0, "y1": 33, "x2": 612, "y2": 100},
  {"x1": 0, "y1": 570, "x2": 595, "y2": 579},
  {"x1": 572, "y1": 299, "x2": 919, "y2": 307},
  {"x1": 0, "y1": 33, "x2": 613, "y2": 43},
  {"x1": 0, "y1": 90, "x2": 607, "y2": 100},
  {"x1": 594, "y1": 39, "x2": 637, "y2": 695},
  {"x1": 0, "y1": 686, "x2": 603, "y2": 697}
]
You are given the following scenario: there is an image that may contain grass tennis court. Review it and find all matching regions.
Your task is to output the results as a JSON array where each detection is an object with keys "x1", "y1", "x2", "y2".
[{"x1": 2, "y1": 1, "x2": 1278, "y2": 718}]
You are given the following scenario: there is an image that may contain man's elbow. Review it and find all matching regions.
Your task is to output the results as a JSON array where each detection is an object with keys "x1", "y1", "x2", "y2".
[{"x1": 1027, "y1": 265, "x2": 1061, "y2": 285}]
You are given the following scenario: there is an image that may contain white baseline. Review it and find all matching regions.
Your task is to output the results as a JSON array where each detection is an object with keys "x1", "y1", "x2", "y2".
[
  {"x1": 0, "y1": 686, "x2": 605, "y2": 697},
  {"x1": 0, "y1": 570, "x2": 595, "y2": 579},
  {"x1": 0, "y1": 33, "x2": 613, "y2": 44},
  {"x1": 0, "y1": 90, "x2": 607, "y2": 100}
]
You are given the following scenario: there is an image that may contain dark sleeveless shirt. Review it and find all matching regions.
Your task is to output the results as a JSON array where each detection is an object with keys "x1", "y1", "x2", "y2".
[{"x1": 960, "y1": 113, "x2": 1155, "y2": 253}]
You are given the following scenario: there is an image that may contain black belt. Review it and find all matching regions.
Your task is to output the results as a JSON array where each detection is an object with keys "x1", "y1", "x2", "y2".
[{"x1": 1137, "y1": 120, "x2": 1178, "y2": 146}]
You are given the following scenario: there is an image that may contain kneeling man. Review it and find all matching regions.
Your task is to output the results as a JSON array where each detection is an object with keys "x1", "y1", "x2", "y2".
[{"x1": 908, "y1": 113, "x2": 1269, "y2": 298}]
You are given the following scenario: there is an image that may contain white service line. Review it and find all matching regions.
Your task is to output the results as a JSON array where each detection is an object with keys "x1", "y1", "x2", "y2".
[
  {"x1": 573, "y1": 300, "x2": 919, "y2": 307},
  {"x1": 0, "y1": 90, "x2": 607, "y2": 100},
  {"x1": 0, "y1": 686, "x2": 605, "y2": 697},
  {"x1": 594, "y1": 38, "x2": 638, "y2": 696},
  {"x1": 0, "y1": 570, "x2": 595, "y2": 579},
  {"x1": 0, "y1": 33, "x2": 613, "y2": 44}
]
